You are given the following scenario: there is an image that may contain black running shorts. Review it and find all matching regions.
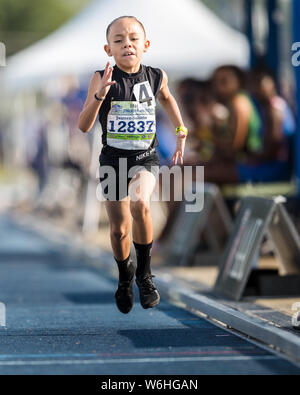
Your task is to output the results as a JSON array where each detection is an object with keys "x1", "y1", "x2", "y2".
[{"x1": 99, "y1": 148, "x2": 160, "y2": 201}]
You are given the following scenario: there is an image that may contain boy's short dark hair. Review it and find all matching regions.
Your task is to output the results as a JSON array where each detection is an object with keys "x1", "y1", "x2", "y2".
[{"x1": 106, "y1": 16, "x2": 146, "y2": 41}]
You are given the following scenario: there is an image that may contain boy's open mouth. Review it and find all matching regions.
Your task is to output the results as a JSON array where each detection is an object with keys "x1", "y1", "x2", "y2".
[{"x1": 123, "y1": 52, "x2": 135, "y2": 58}]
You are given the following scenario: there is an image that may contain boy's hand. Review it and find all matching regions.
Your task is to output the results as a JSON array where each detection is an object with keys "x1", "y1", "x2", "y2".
[
  {"x1": 172, "y1": 131, "x2": 187, "y2": 165},
  {"x1": 96, "y1": 62, "x2": 116, "y2": 99}
]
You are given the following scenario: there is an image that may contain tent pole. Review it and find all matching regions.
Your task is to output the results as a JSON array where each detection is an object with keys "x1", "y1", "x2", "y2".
[
  {"x1": 245, "y1": 0, "x2": 255, "y2": 68},
  {"x1": 292, "y1": 0, "x2": 300, "y2": 194},
  {"x1": 266, "y1": 0, "x2": 280, "y2": 83}
]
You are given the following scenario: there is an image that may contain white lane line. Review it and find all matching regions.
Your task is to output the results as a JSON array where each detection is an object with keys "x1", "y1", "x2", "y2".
[{"x1": 0, "y1": 355, "x2": 279, "y2": 366}]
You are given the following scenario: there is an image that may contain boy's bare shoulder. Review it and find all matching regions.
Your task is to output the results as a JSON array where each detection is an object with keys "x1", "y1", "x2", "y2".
[
  {"x1": 159, "y1": 69, "x2": 168, "y2": 88},
  {"x1": 161, "y1": 68, "x2": 167, "y2": 77},
  {"x1": 157, "y1": 69, "x2": 170, "y2": 101}
]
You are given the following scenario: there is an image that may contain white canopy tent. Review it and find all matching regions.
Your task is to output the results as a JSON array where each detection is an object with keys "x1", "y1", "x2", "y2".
[{"x1": 3, "y1": 0, "x2": 249, "y2": 91}]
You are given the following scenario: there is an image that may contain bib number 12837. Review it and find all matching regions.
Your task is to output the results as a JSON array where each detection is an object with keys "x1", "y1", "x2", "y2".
[
  {"x1": 108, "y1": 120, "x2": 154, "y2": 134},
  {"x1": 106, "y1": 81, "x2": 156, "y2": 149}
]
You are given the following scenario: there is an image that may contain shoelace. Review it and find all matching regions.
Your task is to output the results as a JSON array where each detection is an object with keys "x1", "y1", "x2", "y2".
[{"x1": 137, "y1": 274, "x2": 157, "y2": 293}]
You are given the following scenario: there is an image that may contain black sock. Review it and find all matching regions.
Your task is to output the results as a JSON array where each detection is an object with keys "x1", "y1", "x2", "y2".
[
  {"x1": 133, "y1": 241, "x2": 153, "y2": 279},
  {"x1": 114, "y1": 255, "x2": 135, "y2": 281}
]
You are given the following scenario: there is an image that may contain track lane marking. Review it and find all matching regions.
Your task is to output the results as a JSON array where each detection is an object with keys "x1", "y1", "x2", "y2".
[{"x1": 0, "y1": 355, "x2": 279, "y2": 366}]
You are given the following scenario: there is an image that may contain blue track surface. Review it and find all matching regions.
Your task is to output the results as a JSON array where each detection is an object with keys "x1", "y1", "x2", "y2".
[{"x1": 0, "y1": 215, "x2": 299, "y2": 375}]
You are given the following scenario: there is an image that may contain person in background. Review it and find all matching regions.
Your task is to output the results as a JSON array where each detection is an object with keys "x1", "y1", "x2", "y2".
[
  {"x1": 175, "y1": 78, "x2": 201, "y2": 133},
  {"x1": 155, "y1": 77, "x2": 231, "y2": 249},
  {"x1": 184, "y1": 65, "x2": 263, "y2": 184},
  {"x1": 155, "y1": 65, "x2": 261, "y2": 248},
  {"x1": 212, "y1": 65, "x2": 262, "y2": 167},
  {"x1": 155, "y1": 64, "x2": 295, "y2": 252},
  {"x1": 184, "y1": 80, "x2": 216, "y2": 164},
  {"x1": 236, "y1": 67, "x2": 294, "y2": 183}
]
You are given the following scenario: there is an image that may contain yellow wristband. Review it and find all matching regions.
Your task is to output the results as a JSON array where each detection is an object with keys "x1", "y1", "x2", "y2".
[{"x1": 176, "y1": 126, "x2": 188, "y2": 136}]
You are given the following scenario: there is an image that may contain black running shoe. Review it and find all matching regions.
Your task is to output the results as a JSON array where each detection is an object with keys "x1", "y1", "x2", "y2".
[
  {"x1": 115, "y1": 263, "x2": 135, "y2": 314},
  {"x1": 136, "y1": 274, "x2": 160, "y2": 309}
]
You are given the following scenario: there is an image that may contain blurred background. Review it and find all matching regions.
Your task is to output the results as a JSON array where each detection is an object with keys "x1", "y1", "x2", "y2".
[{"x1": 0, "y1": 0, "x2": 300, "y2": 257}]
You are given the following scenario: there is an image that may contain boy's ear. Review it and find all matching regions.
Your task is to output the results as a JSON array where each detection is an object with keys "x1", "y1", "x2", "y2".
[
  {"x1": 143, "y1": 40, "x2": 150, "y2": 53},
  {"x1": 104, "y1": 44, "x2": 112, "y2": 57}
]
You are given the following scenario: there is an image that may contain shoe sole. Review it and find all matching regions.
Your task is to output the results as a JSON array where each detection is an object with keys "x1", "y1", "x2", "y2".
[
  {"x1": 141, "y1": 293, "x2": 160, "y2": 309},
  {"x1": 115, "y1": 279, "x2": 135, "y2": 314},
  {"x1": 115, "y1": 297, "x2": 134, "y2": 314}
]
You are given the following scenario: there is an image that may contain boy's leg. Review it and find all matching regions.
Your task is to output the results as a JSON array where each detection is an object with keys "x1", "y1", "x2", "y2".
[
  {"x1": 128, "y1": 171, "x2": 160, "y2": 309},
  {"x1": 104, "y1": 198, "x2": 135, "y2": 314},
  {"x1": 104, "y1": 198, "x2": 132, "y2": 261},
  {"x1": 129, "y1": 170, "x2": 156, "y2": 244}
]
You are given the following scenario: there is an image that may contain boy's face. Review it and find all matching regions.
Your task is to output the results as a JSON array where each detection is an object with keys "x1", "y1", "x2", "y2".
[{"x1": 104, "y1": 18, "x2": 150, "y2": 71}]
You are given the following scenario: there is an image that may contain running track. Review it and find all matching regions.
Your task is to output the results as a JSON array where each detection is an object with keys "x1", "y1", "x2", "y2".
[{"x1": 0, "y1": 215, "x2": 299, "y2": 375}]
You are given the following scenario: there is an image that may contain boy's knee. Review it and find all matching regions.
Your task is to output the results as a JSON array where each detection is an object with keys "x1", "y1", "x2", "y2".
[
  {"x1": 130, "y1": 199, "x2": 150, "y2": 220},
  {"x1": 110, "y1": 225, "x2": 130, "y2": 241}
]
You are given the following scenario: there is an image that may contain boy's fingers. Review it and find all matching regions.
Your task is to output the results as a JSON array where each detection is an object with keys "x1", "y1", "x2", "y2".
[
  {"x1": 107, "y1": 67, "x2": 114, "y2": 80},
  {"x1": 173, "y1": 151, "x2": 184, "y2": 165},
  {"x1": 104, "y1": 62, "x2": 110, "y2": 76},
  {"x1": 173, "y1": 153, "x2": 178, "y2": 165},
  {"x1": 105, "y1": 81, "x2": 116, "y2": 87},
  {"x1": 178, "y1": 153, "x2": 183, "y2": 165},
  {"x1": 103, "y1": 65, "x2": 108, "y2": 78},
  {"x1": 104, "y1": 67, "x2": 113, "y2": 83}
]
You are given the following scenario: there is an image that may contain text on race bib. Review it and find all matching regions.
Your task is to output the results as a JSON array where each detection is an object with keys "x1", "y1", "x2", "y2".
[{"x1": 106, "y1": 81, "x2": 156, "y2": 150}]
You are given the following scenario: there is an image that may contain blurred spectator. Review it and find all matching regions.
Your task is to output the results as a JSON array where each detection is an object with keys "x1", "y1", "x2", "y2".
[
  {"x1": 176, "y1": 78, "x2": 201, "y2": 132},
  {"x1": 155, "y1": 78, "x2": 224, "y2": 247},
  {"x1": 212, "y1": 65, "x2": 262, "y2": 168},
  {"x1": 60, "y1": 75, "x2": 91, "y2": 175},
  {"x1": 236, "y1": 66, "x2": 295, "y2": 182},
  {"x1": 183, "y1": 64, "x2": 294, "y2": 184},
  {"x1": 183, "y1": 65, "x2": 263, "y2": 184},
  {"x1": 155, "y1": 64, "x2": 295, "y2": 249},
  {"x1": 185, "y1": 80, "x2": 216, "y2": 163}
]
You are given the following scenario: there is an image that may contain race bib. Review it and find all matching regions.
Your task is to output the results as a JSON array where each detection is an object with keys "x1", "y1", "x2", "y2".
[{"x1": 107, "y1": 81, "x2": 156, "y2": 150}]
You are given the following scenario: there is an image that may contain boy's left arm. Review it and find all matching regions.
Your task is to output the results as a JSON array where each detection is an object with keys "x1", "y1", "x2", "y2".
[{"x1": 157, "y1": 69, "x2": 187, "y2": 165}]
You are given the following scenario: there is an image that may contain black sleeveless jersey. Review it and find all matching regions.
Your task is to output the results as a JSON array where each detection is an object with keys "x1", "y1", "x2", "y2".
[{"x1": 95, "y1": 64, "x2": 163, "y2": 158}]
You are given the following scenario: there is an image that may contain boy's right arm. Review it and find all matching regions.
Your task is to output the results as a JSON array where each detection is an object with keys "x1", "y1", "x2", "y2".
[{"x1": 78, "y1": 62, "x2": 115, "y2": 133}]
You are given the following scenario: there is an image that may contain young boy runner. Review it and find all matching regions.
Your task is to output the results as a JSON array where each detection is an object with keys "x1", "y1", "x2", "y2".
[{"x1": 78, "y1": 16, "x2": 187, "y2": 314}]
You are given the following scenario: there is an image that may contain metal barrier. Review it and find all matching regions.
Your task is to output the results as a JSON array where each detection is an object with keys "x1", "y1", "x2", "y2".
[
  {"x1": 159, "y1": 183, "x2": 232, "y2": 266},
  {"x1": 214, "y1": 196, "x2": 300, "y2": 300}
]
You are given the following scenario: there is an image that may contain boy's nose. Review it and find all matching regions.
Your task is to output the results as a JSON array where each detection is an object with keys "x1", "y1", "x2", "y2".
[{"x1": 123, "y1": 41, "x2": 132, "y2": 48}]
